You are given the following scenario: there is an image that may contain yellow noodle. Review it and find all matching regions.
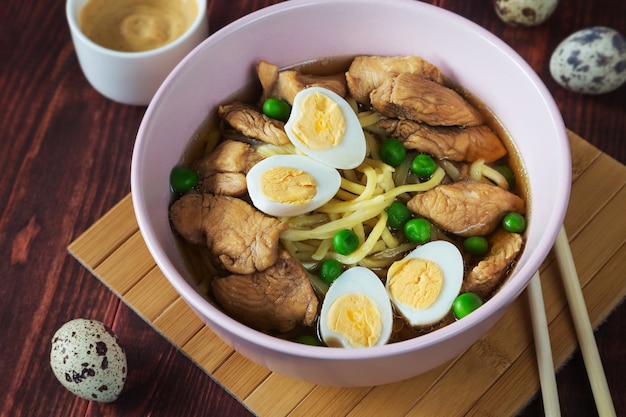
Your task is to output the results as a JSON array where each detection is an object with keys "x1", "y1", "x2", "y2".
[
  {"x1": 340, "y1": 177, "x2": 367, "y2": 195},
  {"x1": 469, "y1": 159, "x2": 485, "y2": 181},
  {"x1": 333, "y1": 211, "x2": 389, "y2": 265},
  {"x1": 363, "y1": 157, "x2": 395, "y2": 172},
  {"x1": 317, "y1": 193, "x2": 392, "y2": 214},
  {"x1": 283, "y1": 212, "x2": 329, "y2": 227},
  {"x1": 358, "y1": 111, "x2": 380, "y2": 128},
  {"x1": 346, "y1": 96, "x2": 359, "y2": 114},
  {"x1": 380, "y1": 167, "x2": 445, "y2": 200},
  {"x1": 377, "y1": 169, "x2": 397, "y2": 192},
  {"x1": 352, "y1": 165, "x2": 379, "y2": 201},
  {"x1": 440, "y1": 159, "x2": 462, "y2": 182},
  {"x1": 256, "y1": 142, "x2": 298, "y2": 157},
  {"x1": 283, "y1": 168, "x2": 444, "y2": 241},
  {"x1": 335, "y1": 189, "x2": 358, "y2": 201},
  {"x1": 281, "y1": 197, "x2": 389, "y2": 240},
  {"x1": 342, "y1": 168, "x2": 359, "y2": 183},
  {"x1": 311, "y1": 238, "x2": 333, "y2": 261},
  {"x1": 381, "y1": 226, "x2": 400, "y2": 248},
  {"x1": 365, "y1": 131, "x2": 380, "y2": 160},
  {"x1": 393, "y1": 154, "x2": 411, "y2": 187},
  {"x1": 353, "y1": 221, "x2": 366, "y2": 245},
  {"x1": 367, "y1": 240, "x2": 389, "y2": 256},
  {"x1": 281, "y1": 239, "x2": 300, "y2": 259},
  {"x1": 481, "y1": 164, "x2": 509, "y2": 189}
]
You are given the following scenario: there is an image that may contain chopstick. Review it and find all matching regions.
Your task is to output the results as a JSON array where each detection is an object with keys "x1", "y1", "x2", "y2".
[
  {"x1": 527, "y1": 271, "x2": 561, "y2": 417},
  {"x1": 554, "y1": 225, "x2": 617, "y2": 417}
]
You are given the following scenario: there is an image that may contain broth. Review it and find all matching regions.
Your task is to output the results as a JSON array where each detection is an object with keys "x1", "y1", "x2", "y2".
[{"x1": 170, "y1": 56, "x2": 529, "y2": 345}]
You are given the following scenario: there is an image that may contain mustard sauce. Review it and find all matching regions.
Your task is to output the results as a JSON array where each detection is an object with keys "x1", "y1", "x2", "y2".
[{"x1": 79, "y1": 0, "x2": 198, "y2": 52}]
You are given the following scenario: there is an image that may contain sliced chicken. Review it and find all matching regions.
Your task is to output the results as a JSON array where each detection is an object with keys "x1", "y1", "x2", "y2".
[
  {"x1": 346, "y1": 55, "x2": 444, "y2": 104},
  {"x1": 212, "y1": 250, "x2": 319, "y2": 333},
  {"x1": 407, "y1": 181, "x2": 525, "y2": 237},
  {"x1": 463, "y1": 229, "x2": 523, "y2": 297},
  {"x1": 218, "y1": 102, "x2": 290, "y2": 146},
  {"x1": 257, "y1": 60, "x2": 347, "y2": 104},
  {"x1": 376, "y1": 118, "x2": 507, "y2": 163},
  {"x1": 194, "y1": 140, "x2": 264, "y2": 196},
  {"x1": 370, "y1": 73, "x2": 485, "y2": 127},
  {"x1": 169, "y1": 193, "x2": 288, "y2": 274}
]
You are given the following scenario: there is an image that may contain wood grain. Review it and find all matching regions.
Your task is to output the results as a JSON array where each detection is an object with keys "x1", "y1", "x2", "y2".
[
  {"x1": 1, "y1": 0, "x2": 624, "y2": 416},
  {"x1": 66, "y1": 132, "x2": 626, "y2": 417}
]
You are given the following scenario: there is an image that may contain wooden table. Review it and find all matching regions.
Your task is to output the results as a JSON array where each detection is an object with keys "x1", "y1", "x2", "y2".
[{"x1": 1, "y1": 1, "x2": 624, "y2": 416}]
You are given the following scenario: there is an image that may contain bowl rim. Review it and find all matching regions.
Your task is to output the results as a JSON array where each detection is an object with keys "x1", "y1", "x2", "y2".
[{"x1": 132, "y1": 0, "x2": 571, "y2": 361}]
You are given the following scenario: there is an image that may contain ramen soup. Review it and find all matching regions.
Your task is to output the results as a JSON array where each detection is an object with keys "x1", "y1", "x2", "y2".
[
  {"x1": 80, "y1": 0, "x2": 198, "y2": 52},
  {"x1": 168, "y1": 55, "x2": 529, "y2": 348}
]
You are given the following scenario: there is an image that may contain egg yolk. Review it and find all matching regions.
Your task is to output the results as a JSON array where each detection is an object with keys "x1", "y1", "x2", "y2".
[
  {"x1": 260, "y1": 166, "x2": 317, "y2": 204},
  {"x1": 387, "y1": 258, "x2": 443, "y2": 309},
  {"x1": 326, "y1": 293, "x2": 382, "y2": 348},
  {"x1": 291, "y1": 92, "x2": 346, "y2": 151}
]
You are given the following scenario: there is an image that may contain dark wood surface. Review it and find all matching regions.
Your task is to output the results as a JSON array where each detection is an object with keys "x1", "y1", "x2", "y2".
[{"x1": 1, "y1": 1, "x2": 624, "y2": 416}]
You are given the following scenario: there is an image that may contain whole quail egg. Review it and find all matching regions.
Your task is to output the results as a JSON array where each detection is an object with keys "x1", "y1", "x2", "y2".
[
  {"x1": 319, "y1": 266, "x2": 393, "y2": 348},
  {"x1": 284, "y1": 86, "x2": 367, "y2": 170},
  {"x1": 386, "y1": 241, "x2": 464, "y2": 327},
  {"x1": 50, "y1": 318, "x2": 127, "y2": 402},
  {"x1": 246, "y1": 154, "x2": 341, "y2": 217},
  {"x1": 550, "y1": 27, "x2": 626, "y2": 94},
  {"x1": 494, "y1": 0, "x2": 559, "y2": 26}
]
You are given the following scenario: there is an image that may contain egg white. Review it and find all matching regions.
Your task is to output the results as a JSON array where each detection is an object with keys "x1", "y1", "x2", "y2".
[
  {"x1": 319, "y1": 266, "x2": 393, "y2": 348},
  {"x1": 284, "y1": 87, "x2": 366, "y2": 170},
  {"x1": 386, "y1": 241, "x2": 464, "y2": 326},
  {"x1": 246, "y1": 154, "x2": 341, "y2": 217}
]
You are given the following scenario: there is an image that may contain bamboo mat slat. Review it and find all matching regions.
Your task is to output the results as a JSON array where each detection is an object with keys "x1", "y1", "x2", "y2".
[{"x1": 68, "y1": 130, "x2": 626, "y2": 417}]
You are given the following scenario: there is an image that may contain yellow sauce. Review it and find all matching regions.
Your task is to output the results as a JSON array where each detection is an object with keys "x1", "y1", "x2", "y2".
[{"x1": 79, "y1": 0, "x2": 198, "y2": 52}]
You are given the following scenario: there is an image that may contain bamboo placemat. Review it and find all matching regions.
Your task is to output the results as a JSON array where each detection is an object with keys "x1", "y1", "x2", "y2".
[{"x1": 68, "y1": 130, "x2": 625, "y2": 417}]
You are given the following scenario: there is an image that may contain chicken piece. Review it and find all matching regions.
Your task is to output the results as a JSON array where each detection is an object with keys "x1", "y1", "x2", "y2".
[
  {"x1": 370, "y1": 73, "x2": 485, "y2": 127},
  {"x1": 463, "y1": 229, "x2": 523, "y2": 297},
  {"x1": 376, "y1": 118, "x2": 507, "y2": 163},
  {"x1": 169, "y1": 193, "x2": 288, "y2": 274},
  {"x1": 218, "y1": 102, "x2": 290, "y2": 146},
  {"x1": 212, "y1": 250, "x2": 319, "y2": 333},
  {"x1": 194, "y1": 140, "x2": 264, "y2": 196},
  {"x1": 257, "y1": 60, "x2": 347, "y2": 104},
  {"x1": 407, "y1": 181, "x2": 525, "y2": 237},
  {"x1": 345, "y1": 55, "x2": 444, "y2": 104}
]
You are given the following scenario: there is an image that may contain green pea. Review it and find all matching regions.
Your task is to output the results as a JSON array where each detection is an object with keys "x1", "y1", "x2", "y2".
[
  {"x1": 385, "y1": 201, "x2": 411, "y2": 229},
  {"x1": 502, "y1": 212, "x2": 527, "y2": 233},
  {"x1": 262, "y1": 97, "x2": 291, "y2": 121},
  {"x1": 379, "y1": 137, "x2": 407, "y2": 167},
  {"x1": 295, "y1": 335, "x2": 321, "y2": 346},
  {"x1": 453, "y1": 292, "x2": 483, "y2": 319},
  {"x1": 410, "y1": 154, "x2": 437, "y2": 178},
  {"x1": 319, "y1": 259, "x2": 342, "y2": 284},
  {"x1": 170, "y1": 166, "x2": 199, "y2": 193},
  {"x1": 495, "y1": 164, "x2": 516, "y2": 189},
  {"x1": 463, "y1": 236, "x2": 489, "y2": 256},
  {"x1": 333, "y1": 229, "x2": 360, "y2": 255},
  {"x1": 403, "y1": 218, "x2": 431, "y2": 243}
]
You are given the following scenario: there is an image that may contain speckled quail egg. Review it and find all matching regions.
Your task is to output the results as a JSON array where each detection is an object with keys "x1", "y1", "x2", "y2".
[
  {"x1": 386, "y1": 241, "x2": 464, "y2": 327},
  {"x1": 319, "y1": 266, "x2": 393, "y2": 348},
  {"x1": 284, "y1": 86, "x2": 367, "y2": 169},
  {"x1": 494, "y1": 0, "x2": 559, "y2": 26},
  {"x1": 550, "y1": 27, "x2": 626, "y2": 94},
  {"x1": 246, "y1": 154, "x2": 341, "y2": 217},
  {"x1": 50, "y1": 318, "x2": 127, "y2": 402}
]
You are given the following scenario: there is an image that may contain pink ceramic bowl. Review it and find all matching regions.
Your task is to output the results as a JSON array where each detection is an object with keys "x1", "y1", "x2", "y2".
[{"x1": 131, "y1": 0, "x2": 571, "y2": 386}]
